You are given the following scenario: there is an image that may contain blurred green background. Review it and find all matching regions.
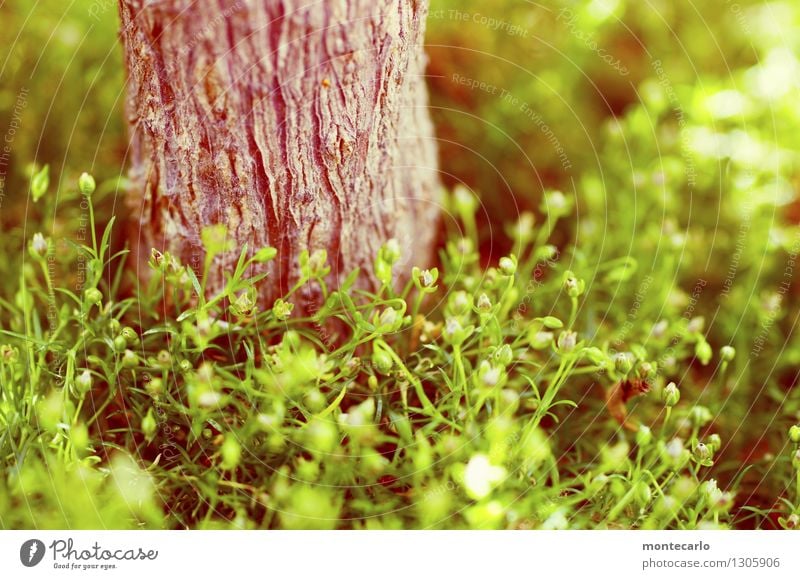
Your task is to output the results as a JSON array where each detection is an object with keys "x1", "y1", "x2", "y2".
[{"x1": 2, "y1": 0, "x2": 798, "y2": 265}]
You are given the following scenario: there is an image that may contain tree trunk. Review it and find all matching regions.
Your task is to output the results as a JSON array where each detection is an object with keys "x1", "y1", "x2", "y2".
[{"x1": 118, "y1": 0, "x2": 440, "y2": 310}]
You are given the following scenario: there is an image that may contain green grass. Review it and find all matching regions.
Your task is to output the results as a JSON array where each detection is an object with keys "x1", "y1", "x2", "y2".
[
  {"x1": 2, "y1": 0, "x2": 800, "y2": 530},
  {"x1": 0, "y1": 176, "x2": 798, "y2": 530}
]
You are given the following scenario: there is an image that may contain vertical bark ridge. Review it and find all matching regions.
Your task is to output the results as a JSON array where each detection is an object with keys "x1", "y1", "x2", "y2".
[{"x1": 119, "y1": 0, "x2": 441, "y2": 311}]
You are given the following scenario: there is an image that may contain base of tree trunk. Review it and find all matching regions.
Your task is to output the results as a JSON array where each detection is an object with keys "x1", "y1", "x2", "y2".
[{"x1": 119, "y1": 0, "x2": 441, "y2": 312}]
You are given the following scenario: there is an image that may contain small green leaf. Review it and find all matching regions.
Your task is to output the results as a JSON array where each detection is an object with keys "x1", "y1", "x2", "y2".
[
  {"x1": 31, "y1": 165, "x2": 49, "y2": 202},
  {"x1": 184, "y1": 267, "x2": 203, "y2": 299},
  {"x1": 536, "y1": 316, "x2": 564, "y2": 329},
  {"x1": 315, "y1": 386, "x2": 348, "y2": 420},
  {"x1": 604, "y1": 257, "x2": 638, "y2": 283},
  {"x1": 253, "y1": 246, "x2": 278, "y2": 263},
  {"x1": 340, "y1": 267, "x2": 361, "y2": 293}
]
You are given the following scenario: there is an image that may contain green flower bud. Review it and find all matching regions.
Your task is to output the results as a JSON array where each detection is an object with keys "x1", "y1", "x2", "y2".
[
  {"x1": 562, "y1": 271, "x2": 585, "y2": 298},
  {"x1": 789, "y1": 425, "x2": 800, "y2": 444},
  {"x1": 448, "y1": 291, "x2": 472, "y2": 316},
  {"x1": 142, "y1": 408, "x2": 157, "y2": 441},
  {"x1": 75, "y1": 369, "x2": 93, "y2": 394},
  {"x1": 372, "y1": 347, "x2": 393, "y2": 375},
  {"x1": 113, "y1": 335, "x2": 127, "y2": 353},
  {"x1": 662, "y1": 382, "x2": 680, "y2": 407},
  {"x1": 529, "y1": 330, "x2": 554, "y2": 350},
  {"x1": 694, "y1": 442, "x2": 711, "y2": 461},
  {"x1": 272, "y1": 298, "x2": 294, "y2": 321},
  {"x1": 31, "y1": 165, "x2": 49, "y2": 202},
  {"x1": 493, "y1": 344, "x2": 513, "y2": 366},
  {"x1": 707, "y1": 433, "x2": 722, "y2": 452},
  {"x1": 368, "y1": 375, "x2": 379, "y2": 391},
  {"x1": 557, "y1": 330, "x2": 577, "y2": 353},
  {"x1": 149, "y1": 248, "x2": 166, "y2": 271},
  {"x1": 793, "y1": 449, "x2": 800, "y2": 471},
  {"x1": 377, "y1": 307, "x2": 400, "y2": 331},
  {"x1": 453, "y1": 184, "x2": 478, "y2": 215},
  {"x1": 711, "y1": 491, "x2": 735, "y2": 513},
  {"x1": 582, "y1": 346, "x2": 607, "y2": 366},
  {"x1": 230, "y1": 291, "x2": 256, "y2": 318},
  {"x1": 30, "y1": 233, "x2": 48, "y2": 258},
  {"x1": 695, "y1": 339, "x2": 712, "y2": 366},
  {"x1": 78, "y1": 172, "x2": 96, "y2": 196},
  {"x1": 637, "y1": 361, "x2": 657, "y2": 381},
  {"x1": 508, "y1": 211, "x2": 535, "y2": 243},
  {"x1": 122, "y1": 349, "x2": 138, "y2": 369},
  {"x1": 720, "y1": 346, "x2": 736, "y2": 362},
  {"x1": 536, "y1": 244, "x2": 559, "y2": 262},
  {"x1": 498, "y1": 256, "x2": 517, "y2": 276},
  {"x1": 145, "y1": 377, "x2": 163, "y2": 398},
  {"x1": 687, "y1": 316, "x2": 705, "y2": 334},
  {"x1": 413, "y1": 267, "x2": 439, "y2": 290},
  {"x1": 636, "y1": 425, "x2": 653, "y2": 447},
  {"x1": 84, "y1": 287, "x2": 103, "y2": 306},
  {"x1": 537, "y1": 316, "x2": 564, "y2": 329},
  {"x1": 614, "y1": 352, "x2": 634, "y2": 375},
  {"x1": 221, "y1": 435, "x2": 242, "y2": 470},
  {"x1": 443, "y1": 318, "x2": 473, "y2": 346},
  {"x1": 651, "y1": 320, "x2": 669, "y2": 339},
  {"x1": 477, "y1": 292, "x2": 492, "y2": 313},
  {"x1": 635, "y1": 480, "x2": 652, "y2": 506},
  {"x1": 701, "y1": 479, "x2": 720, "y2": 502},
  {"x1": 542, "y1": 190, "x2": 570, "y2": 217},
  {"x1": 304, "y1": 389, "x2": 326, "y2": 413},
  {"x1": 155, "y1": 350, "x2": 171, "y2": 368},
  {"x1": 253, "y1": 247, "x2": 278, "y2": 262},
  {"x1": 690, "y1": 405, "x2": 713, "y2": 428},
  {"x1": 121, "y1": 326, "x2": 138, "y2": 344},
  {"x1": 179, "y1": 359, "x2": 193, "y2": 373},
  {"x1": 665, "y1": 437, "x2": 689, "y2": 467},
  {"x1": 382, "y1": 238, "x2": 401, "y2": 264}
]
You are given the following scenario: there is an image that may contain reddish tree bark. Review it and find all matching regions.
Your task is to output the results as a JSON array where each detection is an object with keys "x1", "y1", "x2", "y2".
[{"x1": 119, "y1": 0, "x2": 440, "y2": 309}]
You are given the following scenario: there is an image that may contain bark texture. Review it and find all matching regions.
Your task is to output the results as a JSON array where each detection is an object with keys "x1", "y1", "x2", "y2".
[{"x1": 119, "y1": 0, "x2": 440, "y2": 309}]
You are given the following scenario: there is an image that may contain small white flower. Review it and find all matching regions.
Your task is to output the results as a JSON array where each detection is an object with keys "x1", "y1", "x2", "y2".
[
  {"x1": 31, "y1": 233, "x2": 48, "y2": 258},
  {"x1": 480, "y1": 364, "x2": 501, "y2": 387},
  {"x1": 198, "y1": 390, "x2": 222, "y2": 407},
  {"x1": 666, "y1": 437, "x2": 684, "y2": 460},
  {"x1": 463, "y1": 454, "x2": 506, "y2": 500},
  {"x1": 541, "y1": 509, "x2": 568, "y2": 530},
  {"x1": 379, "y1": 307, "x2": 398, "y2": 329},
  {"x1": 651, "y1": 320, "x2": 669, "y2": 338}
]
